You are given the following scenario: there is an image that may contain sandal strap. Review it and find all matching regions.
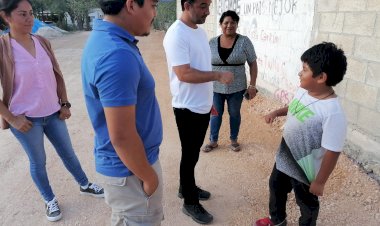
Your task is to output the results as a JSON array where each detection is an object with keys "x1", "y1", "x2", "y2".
[
  {"x1": 231, "y1": 143, "x2": 240, "y2": 148},
  {"x1": 231, "y1": 143, "x2": 241, "y2": 152},
  {"x1": 203, "y1": 143, "x2": 218, "y2": 152}
]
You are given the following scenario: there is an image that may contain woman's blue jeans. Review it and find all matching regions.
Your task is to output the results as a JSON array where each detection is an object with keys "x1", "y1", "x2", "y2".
[
  {"x1": 10, "y1": 112, "x2": 88, "y2": 202},
  {"x1": 209, "y1": 90, "x2": 245, "y2": 143}
]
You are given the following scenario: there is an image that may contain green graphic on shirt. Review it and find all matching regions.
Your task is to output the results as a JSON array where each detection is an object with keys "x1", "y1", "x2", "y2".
[
  {"x1": 297, "y1": 154, "x2": 316, "y2": 183},
  {"x1": 288, "y1": 99, "x2": 315, "y2": 122}
]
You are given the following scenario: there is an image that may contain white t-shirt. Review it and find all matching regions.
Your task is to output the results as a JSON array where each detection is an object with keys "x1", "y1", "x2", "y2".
[
  {"x1": 163, "y1": 20, "x2": 213, "y2": 114},
  {"x1": 276, "y1": 87, "x2": 347, "y2": 184}
]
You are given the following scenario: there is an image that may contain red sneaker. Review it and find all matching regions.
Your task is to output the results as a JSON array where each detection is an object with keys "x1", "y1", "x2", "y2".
[
  {"x1": 254, "y1": 217, "x2": 274, "y2": 226},
  {"x1": 254, "y1": 217, "x2": 286, "y2": 226}
]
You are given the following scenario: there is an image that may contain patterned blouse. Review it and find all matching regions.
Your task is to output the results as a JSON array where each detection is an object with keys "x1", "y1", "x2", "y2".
[{"x1": 209, "y1": 34, "x2": 257, "y2": 94}]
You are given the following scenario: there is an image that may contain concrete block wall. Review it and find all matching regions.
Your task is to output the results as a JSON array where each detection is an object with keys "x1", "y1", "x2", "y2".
[
  {"x1": 175, "y1": 0, "x2": 380, "y2": 179},
  {"x1": 314, "y1": 0, "x2": 380, "y2": 178},
  {"x1": 199, "y1": 3, "x2": 218, "y2": 40}
]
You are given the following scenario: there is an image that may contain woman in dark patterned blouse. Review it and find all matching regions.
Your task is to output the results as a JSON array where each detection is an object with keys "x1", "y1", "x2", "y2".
[{"x1": 203, "y1": 10, "x2": 258, "y2": 152}]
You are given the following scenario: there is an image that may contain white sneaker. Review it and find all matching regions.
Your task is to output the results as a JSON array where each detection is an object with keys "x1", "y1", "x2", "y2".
[
  {"x1": 45, "y1": 197, "x2": 62, "y2": 222},
  {"x1": 80, "y1": 183, "x2": 104, "y2": 198}
]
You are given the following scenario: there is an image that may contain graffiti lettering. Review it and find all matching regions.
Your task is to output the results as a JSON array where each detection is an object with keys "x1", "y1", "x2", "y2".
[
  {"x1": 260, "y1": 72, "x2": 280, "y2": 85},
  {"x1": 274, "y1": 89, "x2": 294, "y2": 104},
  {"x1": 243, "y1": 1, "x2": 264, "y2": 15},
  {"x1": 259, "y1": 30, "x2": 279, "y2": 44},
  {"x1": 257, "y1": 55, "x2": 286, "y2": 74},
  {"x1": 242, "y1": 0, "x2": 297, "y2": 19},
  {"x1": 240, "y1": 28, "x2": 280, "y2": 44},
  {"x1": 269, "y1": 0, "x2": 297, "y2": 16},
  {"x1": 218, "y1": 0, "x2": 241, "y2": 15}
]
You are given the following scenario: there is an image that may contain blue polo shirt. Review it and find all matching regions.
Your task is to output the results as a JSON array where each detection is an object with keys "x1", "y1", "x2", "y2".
[{"x1": 81, "y1": 19, "x2": 163, "y2": 177}]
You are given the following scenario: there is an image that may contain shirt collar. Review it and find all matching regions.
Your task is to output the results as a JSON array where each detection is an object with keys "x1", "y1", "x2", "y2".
[{"x1": 92, "y1": 19, "x2": 139, "y2": 44}]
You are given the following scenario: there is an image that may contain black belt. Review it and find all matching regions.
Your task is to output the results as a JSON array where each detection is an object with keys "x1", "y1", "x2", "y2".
[{"x1": 212, "y1": 63, "x2": 245, "y2": 66}]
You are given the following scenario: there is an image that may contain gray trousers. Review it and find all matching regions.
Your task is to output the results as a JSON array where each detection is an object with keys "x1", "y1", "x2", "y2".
[{"x1": 98, "y1": 160, "x2": 163, "y2": 226}]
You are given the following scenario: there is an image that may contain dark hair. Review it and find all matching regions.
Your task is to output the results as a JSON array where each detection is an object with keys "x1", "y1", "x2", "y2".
[
  {"x1": 98, "y1": 0, "x2": 145, "y2": 15},
  {"x1": 219, "y1": 10, "x2": 239, "y2": 24},
  {"x1": 181, "y1": 0, "x2": 196, "y2": 11},
  {"x1": 0, "y1": 0, "x2": 31, "y2": 16},
  {"x1": 301, "y1": 42, "x2": 347, "y2": 86}
]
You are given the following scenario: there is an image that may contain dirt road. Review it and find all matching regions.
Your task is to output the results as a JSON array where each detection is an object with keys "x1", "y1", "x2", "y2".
[{"x1": 0, "y1": 31, "x2": 379, "y2": 226}]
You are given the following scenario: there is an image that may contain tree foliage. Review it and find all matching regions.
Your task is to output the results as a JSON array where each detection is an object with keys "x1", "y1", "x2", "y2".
[
  {"x1": 31, "y1": 0, "x2": 98, "y2": 30},
  {"x1": 153, "y1": 1, "x2": 176, "y2": 31},
  {"x1": 1, "y1": 0, "x2": 177, "y2": 32},
  {"x1": 66, "y1": 0, "x2": 98, "y2": 30}
]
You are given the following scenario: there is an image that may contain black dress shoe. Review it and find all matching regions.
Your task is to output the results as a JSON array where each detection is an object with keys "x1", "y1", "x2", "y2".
[
  {"x1": 178, "y1": 186, "x2": 211, "y2": 200},
  {"x1": 182, "y1": 203, "x2": 213, "y2": 224}
]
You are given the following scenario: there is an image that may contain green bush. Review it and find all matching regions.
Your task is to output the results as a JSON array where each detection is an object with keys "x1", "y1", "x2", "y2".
[{"x1": 153, "y1": 1, "x2": 176, "y2": 31}]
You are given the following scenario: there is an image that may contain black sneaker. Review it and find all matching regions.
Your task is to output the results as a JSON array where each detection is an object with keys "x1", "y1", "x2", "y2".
[
  {"x1": 182, "y1": 203, "x2": 213, "y2": 224},
  {"x1": 80, "y1": 183, "x2": 104, "y2": 198},
  {"x1": 178, "y1": 186, "x2": 211, "y2": 200},
  {"x1": 45, "y1": 198, "x2": 62, "y2": 222}
]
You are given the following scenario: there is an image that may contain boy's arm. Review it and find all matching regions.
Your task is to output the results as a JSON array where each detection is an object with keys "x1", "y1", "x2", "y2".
[
  {"x1": 309, "y1": 150, "x2": 341, "y2": 196},
  {"x1": 264, "y1": 106, "x2": 288, "y2": 124}
]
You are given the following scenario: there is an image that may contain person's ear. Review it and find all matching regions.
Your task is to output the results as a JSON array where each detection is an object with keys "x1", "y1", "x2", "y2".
[
  {"x1": 125, "y1": 0, "x2": 135, "y2": 13},
  {"x1": 0, "y1": 12, "x2": 9, "y2": 24},
  {"x1": 184, "y1": 1, "x2": 191, "y2": 11},
  {"x1": 317, "y1": 72, "x2": 328, "y2": 84}
]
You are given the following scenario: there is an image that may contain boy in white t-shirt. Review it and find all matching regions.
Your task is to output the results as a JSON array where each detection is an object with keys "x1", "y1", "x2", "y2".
[{"x1": 255, "y1": 42, "x2": 347, "y2": 226}]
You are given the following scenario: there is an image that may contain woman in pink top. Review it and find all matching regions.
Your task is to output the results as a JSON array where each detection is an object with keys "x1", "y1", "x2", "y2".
[{"x1": 0, "y1": 0, "x2": 104, "y2": 222}]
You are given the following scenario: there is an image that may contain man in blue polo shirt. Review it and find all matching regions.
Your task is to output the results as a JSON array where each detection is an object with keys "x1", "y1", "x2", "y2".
[{"x1": 81, "y1": 0, "x2": 163, "y2": 225}]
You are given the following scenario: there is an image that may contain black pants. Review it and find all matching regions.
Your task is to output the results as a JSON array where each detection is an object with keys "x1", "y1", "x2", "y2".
[
  {"x1": 173, "y1": 108, "x2": 210, "y2": 205},
  {"x1": 269, "y1": 164, "x2": 320, "y2": 226}
]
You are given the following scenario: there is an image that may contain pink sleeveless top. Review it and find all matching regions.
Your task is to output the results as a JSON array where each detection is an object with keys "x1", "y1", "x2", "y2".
[{"x1": 9, "y1": 36, "x2": 60, "y2": 117}]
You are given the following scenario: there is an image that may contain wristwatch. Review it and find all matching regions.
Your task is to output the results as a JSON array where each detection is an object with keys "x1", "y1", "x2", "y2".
[{"x1": 61, "y1": 102, "x2": 71, "y2": 109}]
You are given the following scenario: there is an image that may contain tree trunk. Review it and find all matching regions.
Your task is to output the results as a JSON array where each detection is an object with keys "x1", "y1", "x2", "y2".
[{"x1": 77, "y1": 17, "x2": 84, "y2": 30}]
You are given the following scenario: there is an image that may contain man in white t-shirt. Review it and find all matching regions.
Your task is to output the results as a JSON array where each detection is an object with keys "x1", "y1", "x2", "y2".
[{"x1": 163, "y1": 0, "x2": 233, "y2": 224}]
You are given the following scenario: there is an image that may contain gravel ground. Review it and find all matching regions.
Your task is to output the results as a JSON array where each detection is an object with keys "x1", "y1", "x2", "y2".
[{"x1": 0, "y1": 31, "x2": 379, "y2": 226}]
